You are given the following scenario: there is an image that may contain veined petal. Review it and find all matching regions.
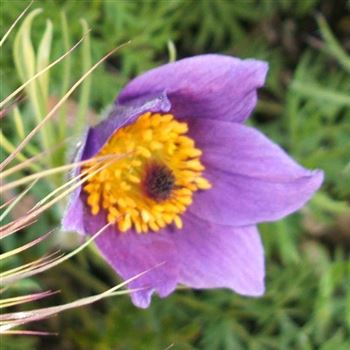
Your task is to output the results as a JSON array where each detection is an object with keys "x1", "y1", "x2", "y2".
[
  {"x1": 88, "y1": 211, "x2": 179, "y2": 308},
  {"x1": 187, "y1": 118, "x2": 324, "y2": 226},
  {"x1": 118, "y1": 54, "x2": 268, "y2": 123},
  {"x1": 171, "y1": 214, "x2": 265, "y2": 296}
]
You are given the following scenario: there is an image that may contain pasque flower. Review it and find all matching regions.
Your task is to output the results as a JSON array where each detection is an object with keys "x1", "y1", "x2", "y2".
[{"x1": 63, "y1": 55, "x2": 323, "y2": 308}]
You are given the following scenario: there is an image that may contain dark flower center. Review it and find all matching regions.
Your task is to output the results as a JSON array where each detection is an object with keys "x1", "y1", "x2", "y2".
[{"x1": 143, "y1": 162, "x2": 175, "y2": 201}]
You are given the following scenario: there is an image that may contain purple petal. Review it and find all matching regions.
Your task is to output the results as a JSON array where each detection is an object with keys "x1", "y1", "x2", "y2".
[
  {"x1": 82, "y1": 209, "x2": 179, "y2": 308},
  {"x1": 187, "y1": 118, "x2": 324, "y2": 226},
  {"x1": 61, "y1": 130, "x2": 90, "y2": 234},
  {"x1": 118, "y1": 54, "x2": 268, "y2": 123},
  {"x1": 171, "y1": 214, "x2": 265, "y2": 296},
  {"x1": 96, "y1": 228, "x2": 178, "y2": 308}
]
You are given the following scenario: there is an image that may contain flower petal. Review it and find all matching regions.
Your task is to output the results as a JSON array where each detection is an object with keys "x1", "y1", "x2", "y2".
[
  {"x1": 187, "y1": 118, "x2": 324, "y2": 226},
  {"x1": 61, "y1": 130, "x2": 90, "y2": 234},
  {"x1": 171, "y1": 214, "x2": 265, "y2": 296},
  {"x1": 118, "y1": 54, "x2": 268, "y2": 123},
  {"x1": 96, "y1": 229, "x2": 178, "y2": 308},
  {"x1": 82, "y1": 209, "x2": 179, "y2": 308}
]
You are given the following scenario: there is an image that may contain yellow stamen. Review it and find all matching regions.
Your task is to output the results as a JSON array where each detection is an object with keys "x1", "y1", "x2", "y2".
[{"x1": 83, "y1": 112, "x2": 211, "y2": 233}]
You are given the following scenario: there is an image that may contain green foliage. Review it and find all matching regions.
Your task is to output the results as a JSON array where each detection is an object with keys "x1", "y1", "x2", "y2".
[
  {"x1": 1, "y1": 335, "x2": 38, "y2": 350},
  {"x1": 37, "y1": 252, "x2": 349, "y2": 350},
  {"x1": 1, "y1": 0, "x2": 349, "y2": 349}
]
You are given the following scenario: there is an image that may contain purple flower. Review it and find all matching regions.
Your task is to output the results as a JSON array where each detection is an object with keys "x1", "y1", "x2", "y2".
[{"x1": 62, "y1": 54, "x2": 323, "y2": 308}]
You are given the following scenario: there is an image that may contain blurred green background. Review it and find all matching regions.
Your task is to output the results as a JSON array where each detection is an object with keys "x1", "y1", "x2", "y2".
[{"x1": 1, "y1": 0, "x2": 349, "y2": 349}]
